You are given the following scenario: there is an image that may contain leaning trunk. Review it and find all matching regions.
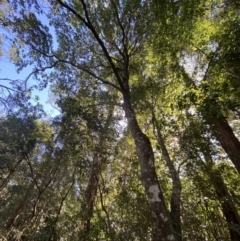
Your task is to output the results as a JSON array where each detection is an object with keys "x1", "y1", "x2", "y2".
[
  {"x1": 153, "y1": 114, "x2": 182, "y2": 241},
  {"x1": 180, "y1": 65, "x2": 240, "y2": 174},
  {"x1": 202, "y1": 152, "x2": 240, "y2": 240},
  {"x1": 212, "y1": 118, "x2": 240, "y2": 175},
  {"x1": 6, "y1": 181, "x2": 35, "y2": 232},
  {"x1": 123, "y1": 92, "x2": 176, "y2": 241}
]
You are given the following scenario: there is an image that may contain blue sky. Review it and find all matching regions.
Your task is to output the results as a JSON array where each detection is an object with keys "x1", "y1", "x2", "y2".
[
  {"x1": 0, "y1": 59, "x2": 59, "y2": 116},
  {"x1": 0, "y1": 8, "x2": 59, "y2": 117}
]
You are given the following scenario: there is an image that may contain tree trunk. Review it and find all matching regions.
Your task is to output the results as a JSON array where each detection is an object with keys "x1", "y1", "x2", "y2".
[
  {"x1": 212, "y1": 118, "x2": 240, "y2": 175},
  {"x1": 202, "y1": 152, "x2": 240, "y2": 240},
  {"x1": 0, "y1": 158, "x2": 23, "y2": 192},
  {"x1": 6, "y1": 181, "x2": 35, "y2": 231},
  {"x1": 153, "y1": 114, "x2": 182, "y2": 241},
  {"x1": 81, "y1": 110, "x2": 114, "y2": 240},
  {"x1": 82, "y1": 153, "x2": 101, "y2": 240},
  {"x1": 180, "y1": 65, "x2": 240, "y2": 175},
  {"x1": 123, "y1": 92, "x2": 176, "y2": 241}
]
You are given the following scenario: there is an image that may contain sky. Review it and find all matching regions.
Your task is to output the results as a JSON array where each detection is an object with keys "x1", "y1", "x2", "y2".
[
  {"x1": 0, "y1": 58, "x2": 59, "y2": 117},
  {"x1": 0, "y1": 4, "x2": 59, "y2": 117}
]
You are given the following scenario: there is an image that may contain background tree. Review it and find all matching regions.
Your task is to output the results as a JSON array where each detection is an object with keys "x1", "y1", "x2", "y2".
[{"x1": 1, "y1": 0, "x2": 240, "y2": 240}]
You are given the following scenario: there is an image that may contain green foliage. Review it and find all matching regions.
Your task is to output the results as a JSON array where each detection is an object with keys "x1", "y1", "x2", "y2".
[{"x1": 1, "y1": 0, "x2": 240, "y2": 240}]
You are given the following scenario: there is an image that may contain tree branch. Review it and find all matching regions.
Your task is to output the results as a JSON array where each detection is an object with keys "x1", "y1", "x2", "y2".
[
  {"x1": 57, "y1": 0, "x2": 126, "y2": 91},
  {"x1": 52, "y1": 56, "x2": 122, "y2": 91}
]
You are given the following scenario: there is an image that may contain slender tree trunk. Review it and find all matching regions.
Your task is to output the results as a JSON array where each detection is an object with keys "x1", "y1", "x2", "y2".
[
  {"x1": 81, "y1": 110, "x2": 114, "y2": 240},
  {"x1": 82, "y1": 153, "x2": 101, "y2": 240},
  {"x1": 212, "y1": 118, "x2": 240, "y2": 175},
  {"x1": 99, "y1": 183, "x2": 116, "y2": 241},
  {"x1": 153, "y1": 113, "x2": 182, "y2": 241},
  {"x1": 6, "y1": 181, "x2": 35, "y2": 231},
  {"x1": 48, "y1": 170, "x2": 76, "y2": 241},
  {"x1": 123, "y1": 92, "x2": 176, "y2": 241},
  {"x1": 51, "y1": 1, "x2": 176, "y2": 239},
  {"x1": 202, "y1": 152, "x2": 240, "y2": 240}
]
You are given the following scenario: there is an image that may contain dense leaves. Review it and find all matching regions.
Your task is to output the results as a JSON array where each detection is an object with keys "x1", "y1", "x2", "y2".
[{"x1": 0, "y1": 0, "x2": 240, "y2": 240}]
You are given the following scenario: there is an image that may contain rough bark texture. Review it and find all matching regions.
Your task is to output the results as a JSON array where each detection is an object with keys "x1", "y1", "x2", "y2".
[
  {"x1": 203, "y1": 153, "x2": 240, "y2": 241},
  {"x1": 153, "y1": 115, "x2": 182, "y2": 241},
  {"x1": 180, "y1": 65, "x2": 240, "y2": 175},
  {"x1": 213, "y1": 119, "x2": 240, "y2": 175},
  {"x1": 123, "y1": 92, "x2": 176, "y2": 241}
]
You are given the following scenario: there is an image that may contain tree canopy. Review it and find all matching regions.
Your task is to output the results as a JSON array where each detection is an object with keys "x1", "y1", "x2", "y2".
[{"x1": 0, "y1": 0, "x2": 240, "y2": 240}]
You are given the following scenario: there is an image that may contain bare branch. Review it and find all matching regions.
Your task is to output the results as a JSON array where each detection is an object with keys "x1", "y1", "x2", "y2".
[
  {"x1": 109, "y1": 0, "x2": 127, "y2": 57},
  {"x1": 52, "y1": 56, "x2": 122, "y2": 91},
  {"x1": 0, "y1": 84, "x2": 15, "y2": 92},
  {"x1": 25, "y1": 61, "x2": 59, "y2": 83}
]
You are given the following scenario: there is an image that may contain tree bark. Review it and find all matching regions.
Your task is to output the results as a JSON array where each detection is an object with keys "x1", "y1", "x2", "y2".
[
  {"x1": 52, "y1": 2, "x2": 177, "y2": 239},
  {"x1": 212, "y1": 118, "x2": 240, "y2": 175},
  {"x1": 180, "y1": 65, "x2": 240, "y2": 175},
  {"x1": 82, "y1": 153, "x2": 101, "y2": 240},
  {"x1": 202, "y1": 152, "x2": 240, "y2": 240},
  {"x1": 123, "y1": 92, "x2": 176, "y2": 241},
  {"x1": 153, "y1": 113, "x2": 182, "y2": 241}
]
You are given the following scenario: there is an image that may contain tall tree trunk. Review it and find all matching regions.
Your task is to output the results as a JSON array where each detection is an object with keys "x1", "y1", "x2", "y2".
[
  {"x1": 152, "y1": 113, "x2": 182, "y2": 241},
  {"x1": 180, "y1": 65, "x2": 240, "y2": 175},
  {"x1": 123, "y1": 92, "x2": 176, "y2": 241},
  {"x1": 51, "y1": 1, "x2": 177, "y2": 239},
  {"x1": 82, "y1": 153, "x2": 101, "y2": 240},
  {"x1": 212, "y1": 118, "x2": 240, "y2": 175},
  {"x1": 201, "y1": 152, "x2": 240, "y2": 240},
  {"x1": 81, "y1": 110, "x2": 114, "y2": 240}
]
